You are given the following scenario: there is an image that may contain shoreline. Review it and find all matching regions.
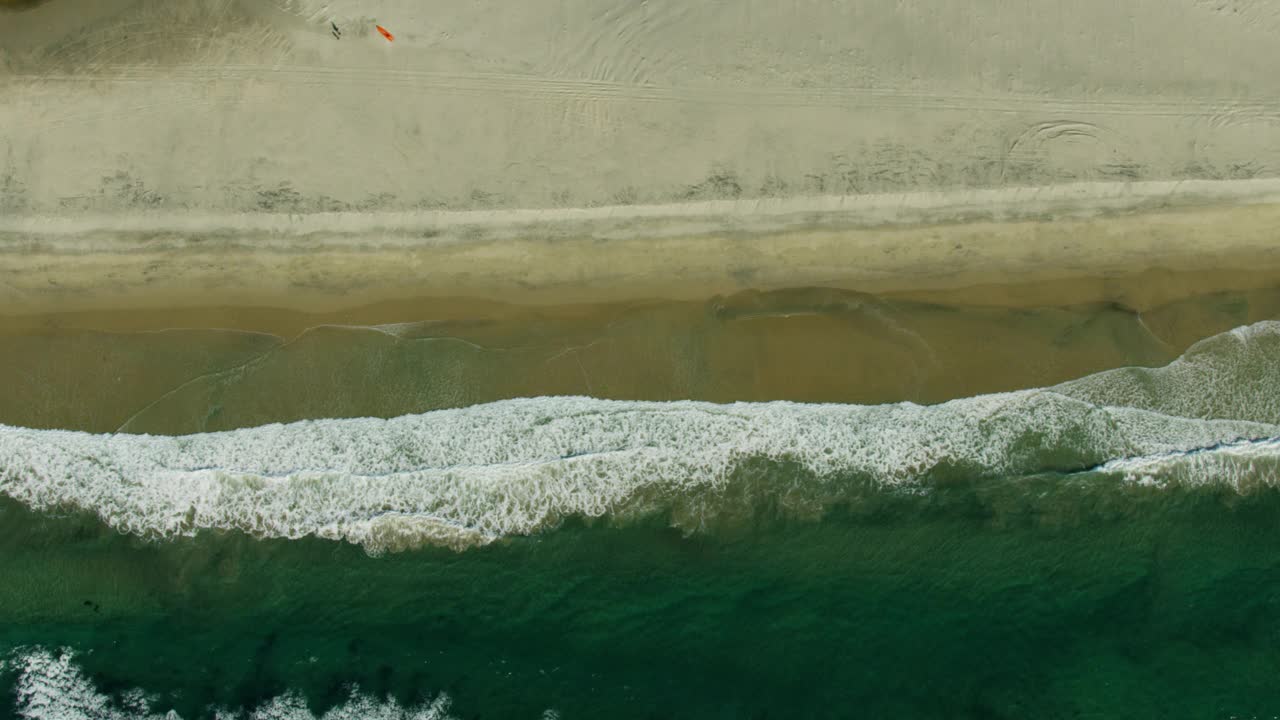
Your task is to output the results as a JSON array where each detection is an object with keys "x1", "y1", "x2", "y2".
[{"x1": 2, "y1": 181, "x2": 1280, "y2": 319}]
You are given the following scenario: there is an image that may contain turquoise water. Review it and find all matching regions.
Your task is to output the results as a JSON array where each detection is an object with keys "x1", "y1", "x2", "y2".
[{"x1": 2, "y1": 322, "x2": 1280, "y2": 718}]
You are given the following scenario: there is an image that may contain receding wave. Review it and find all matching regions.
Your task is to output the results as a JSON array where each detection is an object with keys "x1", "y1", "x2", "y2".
[{"x1": 1, "y1": 322, "x2": 1278, "y2": 553}]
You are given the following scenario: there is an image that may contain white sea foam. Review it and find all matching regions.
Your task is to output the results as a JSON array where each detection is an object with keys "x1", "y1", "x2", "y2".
[
  {"x1": 1, "y1": 322, "x2": 1278, "y2": 553},
  {"x1": 10, "y1": 648, "x2": 177, "y2": 720},
  {"x1": 1096, "y1": 436, "x2": 1280, "y2": 490},
  {"x1": 8, "y1": 648, "x2": 459, "y2": 720},
  {"x1": 1055, "y1": 320, "x2": 1280, "y2": 425}
]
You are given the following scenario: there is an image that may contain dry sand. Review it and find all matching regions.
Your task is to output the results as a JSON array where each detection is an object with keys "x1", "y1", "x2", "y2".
[
  {"x1": 2, "y1": 0, "x2": 1280, "y2": 318},
  {"x1": 5, "y1": 0, "x2": 1280, "y2": 211}
]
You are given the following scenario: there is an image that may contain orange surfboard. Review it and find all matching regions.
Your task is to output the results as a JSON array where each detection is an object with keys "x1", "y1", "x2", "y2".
[{"x1": 376, "y1": 25, "x2": 394, "y2": 42}]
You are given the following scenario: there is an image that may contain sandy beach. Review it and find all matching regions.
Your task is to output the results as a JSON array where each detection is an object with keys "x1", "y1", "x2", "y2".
[
  {"x1": 1, "y1": 182, "x2": 1279, "y2": 319},
  {"x1": 3, "y1": 0, "x2": 1279, "y2": 431},
  {"x1": 1, "y1": 0, "x2": 1279, "y2": 433},
  {"x1": 6, "y1": 0, "x2": 1280, "y2": 210},
  {"x1": 4, "y1": 0, "x2": 1280, "y2": 324},
  {"x1": 4, "y1": 0, "x2": 1280, "y2": 318}
]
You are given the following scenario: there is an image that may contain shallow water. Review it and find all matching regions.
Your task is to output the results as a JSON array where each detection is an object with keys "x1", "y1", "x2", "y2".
[
  {"x1": 3, "y1": 288, "x2": 1280, "y2": 718},
  {"x1": 3, "y1": 285, "x2": 1278, "y2": 435}
]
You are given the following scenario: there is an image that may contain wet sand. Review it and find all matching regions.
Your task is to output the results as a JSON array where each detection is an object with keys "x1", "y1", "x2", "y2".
[
  {"x1": 3, "y1": 279, "x2": 1277, "y2": 435},
  {"x1": 4, "y1": 180, "x2": 1280, "y2": 435},
  {"x1": 4, "y1": 184, "x2": 1280, "y2": 317}
]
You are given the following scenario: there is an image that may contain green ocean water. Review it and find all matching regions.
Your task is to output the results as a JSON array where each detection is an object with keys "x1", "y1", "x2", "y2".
[
  {"x1": 5, "y1": 475, "x2": 1280, "y2": 719},
  {"x1": 2, "y1": 289, "x2": 1280, "y2": 719}
]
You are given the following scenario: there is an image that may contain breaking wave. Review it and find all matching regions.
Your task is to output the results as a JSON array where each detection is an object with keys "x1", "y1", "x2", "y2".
[
  {"x1": 1, "y1": 322, "x2": 1278, "y2": 554},
  {"x1": 4, "y1": 647, "x2": 471, "y2": 720}
]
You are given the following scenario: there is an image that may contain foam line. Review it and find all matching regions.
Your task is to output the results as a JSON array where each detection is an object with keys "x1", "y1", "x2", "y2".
[{"x1": 2, "y1": 322, "x2": 1278, "y2": 553}]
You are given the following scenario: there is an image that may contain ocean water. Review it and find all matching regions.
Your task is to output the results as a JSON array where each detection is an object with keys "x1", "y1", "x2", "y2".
[{"x1": 2, "y1": 314, "x2": 1280, "y2": 717}]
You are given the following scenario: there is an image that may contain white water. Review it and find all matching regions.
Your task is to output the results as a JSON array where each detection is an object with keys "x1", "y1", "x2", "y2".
[
  {"x1": 1, "y1": 322, "x2": 1278, "y2": 553},
  {"x1": 1096, "y1": 436, "x2": 1280, "y2": 489},
  {"x1": 8, "y1": 648, "x2": 459, "y2": 720}
]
